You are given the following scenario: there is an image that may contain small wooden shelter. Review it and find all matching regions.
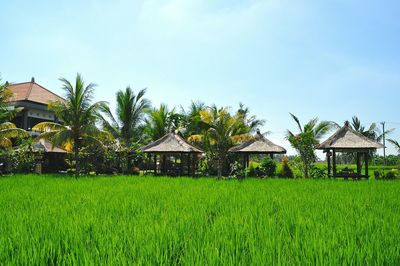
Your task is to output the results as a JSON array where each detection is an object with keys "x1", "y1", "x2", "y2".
[
  {"x1": 140, "y1": 131, "x2": 204, "y2": 176},
  {"x1": 229, "y1": 129, "x2": 286, "y2": 168},
  {"x1": 33, "y1": 139, "x2": 68, "y2": 173},
  {"x1": 316, "y1": 121, "x2": 384, "y2": 179}
]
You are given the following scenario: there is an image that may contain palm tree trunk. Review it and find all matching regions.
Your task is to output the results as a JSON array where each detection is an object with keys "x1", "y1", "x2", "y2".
[{"x1": 74, "y1": 137, "x2": 79, "y2": 177}]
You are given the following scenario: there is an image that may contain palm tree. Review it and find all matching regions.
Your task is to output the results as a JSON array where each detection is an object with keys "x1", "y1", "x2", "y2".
[
  {"x1": 189, "y1": 105, "x2": 253, "y2": 177},
  {"x1": 0, "y1": 122, "x2": 29, "y2": 148},
  {"x1": 32, "y1": 73, "x2": 108, "y2": 176},
  {"x1": 179, "y1": 101, "x2": 207, "y2": 137},
  {"x1": 388, "y1": 139, "x2": 400, "y2": 154},
  {"x1": 101, "y1": 87, "x2": 150, "y2": 146},
  {"x1": 286, "y1": 113, "x2": 332, "y2": 178},
  {"x1": 0, "y1": 79, "x2": 22, "y2": 122},
  {"x1": 350, "y1": 116, "x2": 394, "y2": 142},
  {"x1": 237, "y1": 102, "x2": 265, "y2": 133},
  {"x1": 144, "y1": 104, "x2": 176, "y2": 141}
]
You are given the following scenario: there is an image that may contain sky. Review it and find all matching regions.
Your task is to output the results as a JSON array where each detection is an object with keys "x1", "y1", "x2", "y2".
[{"x1": 0, "y1": 0, "x2": 399, "y2": 156}]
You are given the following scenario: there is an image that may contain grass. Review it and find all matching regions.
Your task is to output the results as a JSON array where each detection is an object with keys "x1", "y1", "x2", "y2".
[{"x1": 0, "y1": 175, "x2": 399, "y2": 264}]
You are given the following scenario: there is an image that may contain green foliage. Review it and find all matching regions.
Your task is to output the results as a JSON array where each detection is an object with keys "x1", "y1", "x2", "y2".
[
  {"x1": 101, "y1": 87, "x2": 150, "y2": 146},
  {"x1": 144, "y1": 104, "x2": 177, "y2": 141},
  {"x1": 229, "y1": 161, "x2": 245, "y2": 179},
  {"x1": 286, "y1": 114, "x2": 332, "y2": 178},
  {"x1": 258, "y1": 156, "x2": 276, "y2": 177},
  {"x1": 1, "y1": 175, "x2": 400, "y2": 264},
  {"x1": 189, "y1": 105, "x2": 260, "y2": 177},
  {"x1": 280, "y1": 157, "x2": 294, "y2": 178},
  {"x1": 32, "y1": 73, "x2": 109, "y2": 176},
  {"x1": 384, "y1": 170, "x2": 398, "y2": 180},
  {"x1": 246, "y1": 162, "x2": 258, "y2": 177}
]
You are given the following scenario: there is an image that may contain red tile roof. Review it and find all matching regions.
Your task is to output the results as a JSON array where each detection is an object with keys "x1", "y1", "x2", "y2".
[{"x1": 7, "y1": 79, "x2": 64, "y2": 105}]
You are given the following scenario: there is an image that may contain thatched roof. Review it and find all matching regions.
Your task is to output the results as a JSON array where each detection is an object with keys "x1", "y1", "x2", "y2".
[
  {"x1": 33, "y1": 139, "x2": 67, "y2": 153},
  {"x1": 141, "y1": 131, "x2": 204, "y2": 153},
  {"x1": 228, "y1": 130, "x2": 286, "y2": 154},
  {"x1": 317, "y1": 121, "x2": 384, "y2": 150}
]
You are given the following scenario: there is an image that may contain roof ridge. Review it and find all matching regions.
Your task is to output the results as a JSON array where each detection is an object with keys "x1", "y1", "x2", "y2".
[
  {"x1": 32, "y1": 81, "x2": 65, "y2": 101},
  {"x1": 25, "y1": 81, "x2": 34, "y2": 100}
]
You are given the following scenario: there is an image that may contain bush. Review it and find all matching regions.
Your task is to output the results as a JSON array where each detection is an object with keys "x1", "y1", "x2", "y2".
[
  {"x1": 309, "y1": 165, "x2": 328, "y2": 179},
  {"x1": 384, "y1": 171, "x2": 397, "y2": 180},
  {"x1": 258, "y1": 156, "x2": 276, "y2": 177},
  {"x1": 280, "y1": 156, "x2": 294, "y2": 178},
  {"x1": 229, "y1": 161, "x2": 245, "y2": 179},
  {"x1": 246, "y1": 162, "x2": 258, "y2": 177}
]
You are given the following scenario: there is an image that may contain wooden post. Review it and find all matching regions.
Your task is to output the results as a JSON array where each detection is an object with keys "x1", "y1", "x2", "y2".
[
  {"x1": 154, "y1": 154, "x2": 157, "y2": 174},
  {"x1": 365, "y1": 152, "x2": 369, "y2": 178},
  {"x1": 187, "y1": 153, "x2": 191, "y2": 176},
  {"x1": 180, "y1": 153, "x2": 183, "y2": 176},
  {"x1": 332, "y1": 150, "x2": 337, "y2": 176},
  {"x1": 162, "y1": 154, "x2": 166, "y2": 175},
  {"x1": 327, "y1": 151, "x2": 331, "y2": 176},
  {"x1": 356, "y1": 152, "x2": 361, "y2": 177},
  {"x1": 270, "y1": 153, "x2": 274, "y2": 159}
]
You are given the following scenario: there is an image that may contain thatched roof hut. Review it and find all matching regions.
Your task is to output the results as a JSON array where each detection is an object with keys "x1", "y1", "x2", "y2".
[
  {"x1": 141, "y1": 131, "x2": 203, "y2": 154},
  {"x1": 140, "y1": 131, "x2": 204, "y2": 176},
  {"x1": 317, "y1": 121, "x2": 384, "y2": 179},
  {"x1": 33, "y1": 139, "x2": 67, "y2": 153},
  {"x1": 229, "y1": 129, "x2": 286, "y2": 168},
  {"x1": 317, "y1": 122, "x2": 384, "y2": 151},
  {"x1": 229, "y1": 130, "x2": 286, "y2": 154}
]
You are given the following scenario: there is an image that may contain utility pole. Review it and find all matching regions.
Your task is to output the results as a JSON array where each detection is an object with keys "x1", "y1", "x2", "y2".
[{"x1": 381, "y1": 121, "x2": 386, "y2": 165}]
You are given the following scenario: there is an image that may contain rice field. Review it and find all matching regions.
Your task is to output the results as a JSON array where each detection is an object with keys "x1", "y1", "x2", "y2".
[{"x1": 0, "y1": 175, "x2": 399, "y2": 265}]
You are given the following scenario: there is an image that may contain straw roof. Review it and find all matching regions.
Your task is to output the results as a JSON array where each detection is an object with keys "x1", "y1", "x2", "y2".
[
  {"x1": 317, "y1": 122, "x2": 384, "y2": 150},
  {"x1": 229, "y1": 130, "x2": 286, "y2": 154},
  {"x1": 141, "y1": 131, "x2": 204, "y2": 153},
  {"x1": 33, "y1": 139, "x2": 67, "y2": 153}
]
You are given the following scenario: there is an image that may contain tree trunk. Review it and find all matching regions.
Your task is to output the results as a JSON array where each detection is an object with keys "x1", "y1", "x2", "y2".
[{"x1": 74, "y1": 137, "x2": 79, "y2": 177}]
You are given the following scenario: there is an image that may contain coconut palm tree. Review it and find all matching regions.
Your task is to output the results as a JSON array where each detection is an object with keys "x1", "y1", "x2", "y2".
[
  {"x1": 189, "y1": 105, "x2": 253, "y2": 177},
  {"x1": 388, "y1": 139, "x2": 400, "y2": 154},
  {"x1": 0, "y1": 122, "x2": 29, "y2": 148},
  {"x1": 144, "y1": 104, "x2": 176, "y2": 141},
  {"x1": 0, "y1": 79, "x2": 22, "y2": 122},
  {"x1": 349, "y1": 116, "x2": 394, "y2": 142},
  {"x1": 286, "y1": 113, "x2": 332, "y2": 178},
  {"x1": 101, "y1": 87, "x2": 150, "y2": 146},
  {"x1": 32, "y1": 73, "x2": 108, "y2": 176}
]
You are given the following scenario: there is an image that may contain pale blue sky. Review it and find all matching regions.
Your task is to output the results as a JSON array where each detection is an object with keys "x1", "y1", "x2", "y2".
[{"x1": 1, "y1": 0, "x2": 399, "y2": 155}]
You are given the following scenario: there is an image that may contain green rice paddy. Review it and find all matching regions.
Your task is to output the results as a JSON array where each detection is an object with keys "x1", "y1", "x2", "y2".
[{"x1": 0, "y1": 175, "x2": 399, "y2": 264}]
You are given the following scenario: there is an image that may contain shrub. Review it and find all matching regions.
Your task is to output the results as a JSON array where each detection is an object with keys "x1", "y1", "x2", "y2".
[
  {"x1": 384, "y1": 171, "x2": 397, "y2": 180},
  {"x1": 280, "y1": 156, "x2": 294, "y2": 178},
  {"x1": 246, "y1": 162, "x2": 258, "y2": 177},
  {"x1": 258, "y1": 156, "x2": 276, "y2": 177},
  {"x1": 309, "y1": 165, "x2": 328, "y2": 179},
  {"x1": 229, "y1": 161, "x2": 245, "y2": 179}
]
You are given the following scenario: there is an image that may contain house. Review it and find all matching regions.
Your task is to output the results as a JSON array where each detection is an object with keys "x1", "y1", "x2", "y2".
[{"x1": 6, "y1": 77, "x2": 63, "y2": 131}]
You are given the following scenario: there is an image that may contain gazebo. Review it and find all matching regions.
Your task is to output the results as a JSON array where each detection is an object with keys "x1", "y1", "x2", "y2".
[
  {"x1": 140, "y1": 131, "x2": 204, "y2": 176},
  {"x1": 229, "y1": 129, "x2": 287, "y2": 168},
  {"x1": 33, "y1": 139, "x2": 68, "y2": 173},
  {"x1": 316, "y1": 121, "x2": 384, "y2": 179}
]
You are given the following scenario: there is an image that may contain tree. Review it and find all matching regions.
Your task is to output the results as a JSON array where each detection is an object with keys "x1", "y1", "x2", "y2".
[
  {"x1": 350, "y1": 116, "x2": 393, "y2": 142},
  {"x1": 32, "y1": 73, "x2": 108, "y2": 176},
  {"x1": 286, "y1": 113, "x2": 332, "y2": 178},
  {"x1": 101, "y1": 87, "x2": 150, "y2": 146},
  {"x1": 388, "y1": 139, "x2": 400, "y2": 154},
  {"x1": 0, "y1": 79, "x2": 23, "y2": 123},
  {"x1": 0, "y1": 122, "x2": 29, "y2": 148},
  {"x1": 144, "y1": 104, "x2": 177, "y2": 141},
  {"x1": 100, "y1": 87, "x2": 150, "y2": 173},
  {"x1": 179, "y1": 101, "x2": 207, "y2": 138},
  {"x1": 189, "y1": 105, "x2": 254, "y2": 177}
]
